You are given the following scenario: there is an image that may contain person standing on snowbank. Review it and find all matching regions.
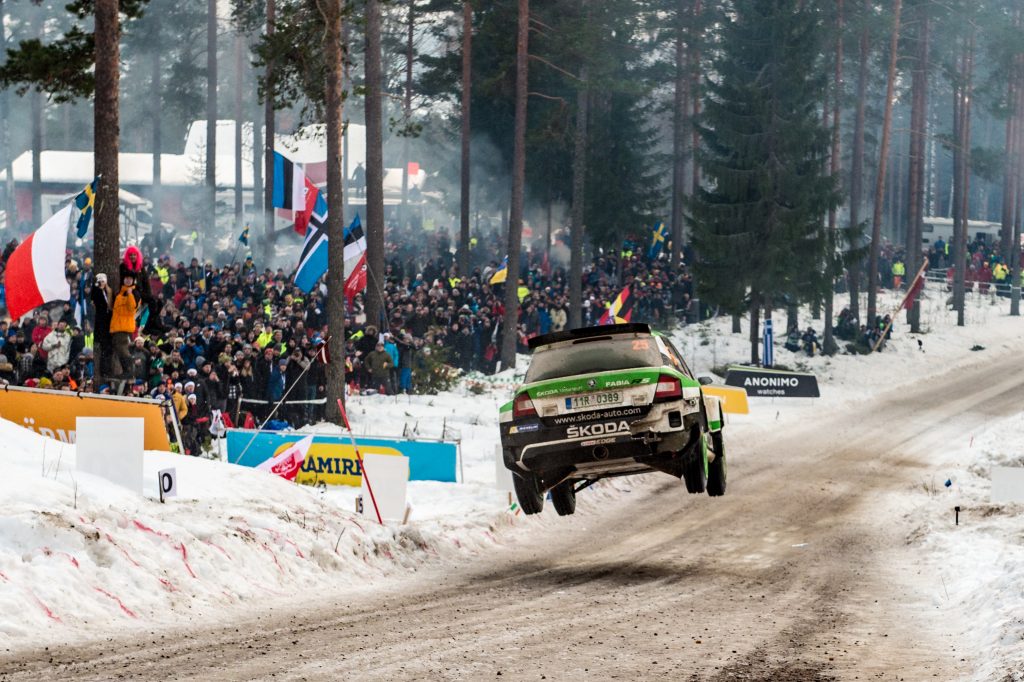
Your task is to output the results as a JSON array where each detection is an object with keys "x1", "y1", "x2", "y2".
[{"x1": 109, "y1": 273, "x2": 138, "y2": 379}]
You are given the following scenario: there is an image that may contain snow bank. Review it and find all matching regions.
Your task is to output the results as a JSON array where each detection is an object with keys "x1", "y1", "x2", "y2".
[{"x1": 3, "y1": 281, "x2": 1024, "y2": 656}]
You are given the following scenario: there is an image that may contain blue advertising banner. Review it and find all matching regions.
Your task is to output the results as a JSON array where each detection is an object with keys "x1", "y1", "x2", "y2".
[{"x1": 225, "y1": 429, "x2": 458, "y2": 487}]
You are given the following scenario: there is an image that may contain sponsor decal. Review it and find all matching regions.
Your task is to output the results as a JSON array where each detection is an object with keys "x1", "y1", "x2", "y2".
[
  {"x1": 510, "y1": 423, "x2": 540, "y2": 434},
  {"x1": 587, "y1": 378, "x2": 597, "y2": 388},
  {"x1": 581, "y1": 437, "x2": 617, "y2": 448},
  {"x1": 566, "y1": 420, "x2": 630, "y2": 439},
  {"x1": 551, "y1": 405, "x2": 644, "y2": 425}
]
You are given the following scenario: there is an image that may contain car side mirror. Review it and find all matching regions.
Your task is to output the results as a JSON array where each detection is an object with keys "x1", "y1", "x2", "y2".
[{"x1": 698, "y1": 376, "x2": 713, "y2": 386}]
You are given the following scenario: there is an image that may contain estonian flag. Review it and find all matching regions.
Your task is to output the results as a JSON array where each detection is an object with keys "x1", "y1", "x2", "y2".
[
  {"x1": 74, "y1": 177, "x2": 98, "y2": 238},
  {"x1": 489, "y1": 255, "x2": 508, "y2": 285},
  {"x1": 271, "y1": 151, "x2": 306, "y2": 211},
  {"x1": 647, "y1": 222, "x2": 667, "y2": 260},
  {"x1": 598, "y1": 285, "x2": 635, "y2": 325},
  {"x1": 239, "y1": 225, "x2": 250, "y2": 246}
]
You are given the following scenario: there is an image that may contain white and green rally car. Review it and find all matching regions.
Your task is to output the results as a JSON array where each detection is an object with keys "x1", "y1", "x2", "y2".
[{"x1": 499, "y1": 323, "x2": 726, "y2": 516}]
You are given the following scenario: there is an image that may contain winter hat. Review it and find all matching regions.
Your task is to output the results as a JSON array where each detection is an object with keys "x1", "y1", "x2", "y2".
[
  {"x1": 184, "y1": 381, "x2": 196, "y2": 390},
  {"x1": 187, "y1": 394, "x2": 197, "y2": 403}
]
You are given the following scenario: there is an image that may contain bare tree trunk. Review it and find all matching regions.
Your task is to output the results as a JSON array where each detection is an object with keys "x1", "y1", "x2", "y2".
[
  {"x1": 263, "y1": 0, "x2": 276, "y2": 253},
  {"x1": 400, "y1": 0, "x2": 414, "y2": 230},
  {"x1": 252, "y1": 71, "x2": 263, "y2": 253},
  {"x1": 957, "y1": 30, "x2": 974, "y2": 327},
  {"x1": 1012, "y1": 57, "x2": 1024, "y2": 316},
  {"x1": 669, "y1": 8, "x2": 687, "y2": 269},
  {"x1": 731, "y1": 313, "x2": 740, "y2": 334},
  {"x1": 500, "y1": 0, "x2": 529, "y2": 369},
  {"x1": 905, "y1": 7, "x2": 928, "y2": 332},
  {"x1": 31, "y1": 88, "x2": 41, "y2": 227},
  {"x1": 689, "y1": 0, "x2": 701, "y2": 198},
  {"x1": 568, "y1": 16, "x2": 588, "y2": 331},
  {"x1": 458, "y1": 1, "x2": 472, "y2": 277},
  {"x1": 0, "y1": 0, "x2": 12, "y2": 220},
  {"x1": 151, "y1": 51, "x2": 163, "y2": 238},
  {"x1": 206, "y1": 0, "x2": 218, "y2": 243},
  {"x1": 748, "y1": 292, "x2": 760, "y2": 365},
  {"x1": 866, "y1": 0, "x2": 901, "y2": 326},
  {"x1": 1001, "y1": 75, "x2": 1016, "y2": 261},
  {"x1": 94, "y1": 0, "x2": 121, "y2": 381},
  {"x1": 1011, "y1": 38, "x2": 1023, "y2": 317},
  {"x1": 234, "y1": 33, "x2": 244, "y2": 226},
  {"x1": 848, "y1": 24, "x2": 869, "y2": 322},
  {"x1": 322, "y1": 0, "x2": 346, "y2": 420},
  {"x1": 364, "y1": 0, "x2": 386, "y2": 329},
  {"x1": 823, "y1": 0, "x2": 843, "y2": 356}
]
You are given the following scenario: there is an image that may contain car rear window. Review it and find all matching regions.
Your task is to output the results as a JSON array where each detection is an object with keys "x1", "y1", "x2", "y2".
[{"x1": 525, "y1": 336, "x2": 662, "y2": 382}]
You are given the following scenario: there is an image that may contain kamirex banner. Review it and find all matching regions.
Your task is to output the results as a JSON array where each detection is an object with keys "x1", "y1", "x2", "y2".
[
  {"x1": 724, "y1": 365, "x2": 820, "y2": 398},
  {"x1": 0, "y1": 385, "x2": 174, "y2": 450}
]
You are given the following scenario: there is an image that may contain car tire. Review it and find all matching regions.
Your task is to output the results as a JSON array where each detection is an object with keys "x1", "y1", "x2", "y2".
[
  {"x1": 513, "y1": 472, "x2": 545, "y2": 515},
  {"x1": 706, "y1": 431, "x2": 727, "y2": 497},
  {"x1": 682, "y1": 434, "x2": 707, "y2": 494},
  {"x1": 550, "y1": 480, "x2": 577, "y2": 516}
]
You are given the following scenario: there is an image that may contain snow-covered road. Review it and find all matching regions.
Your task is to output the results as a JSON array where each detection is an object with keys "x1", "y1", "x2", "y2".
[{"x1": 3, "y1": 328, "x2": 1023, "y2": 680}]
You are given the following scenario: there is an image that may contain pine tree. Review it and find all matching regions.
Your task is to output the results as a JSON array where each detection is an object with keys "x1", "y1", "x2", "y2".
[{"x1": 690, "y1": 0, "x2": 838, "y2": 364}]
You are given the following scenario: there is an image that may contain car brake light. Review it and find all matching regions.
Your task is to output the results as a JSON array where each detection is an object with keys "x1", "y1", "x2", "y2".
[
  {"x1": 513, "y1": 393, "x2": 537, "y2": 419},
  {"x1": 654, "y1": 375, "x2": 682, "y2": 401}
]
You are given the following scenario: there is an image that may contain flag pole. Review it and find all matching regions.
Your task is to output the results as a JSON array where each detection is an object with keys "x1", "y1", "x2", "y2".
[
  {"x1": 231, "y1": 359, "x2": 317, "y2": 464},
  {"x1": 337, "y1": 398, "x2": 383, "y2": 525},
  {"x1": 871, "y1": 259, "x2": 928, "y2": 353}
]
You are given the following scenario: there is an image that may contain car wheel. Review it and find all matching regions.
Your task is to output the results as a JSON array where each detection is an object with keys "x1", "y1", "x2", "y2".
[
  {"x1": 550, "y1": 480, "x2": 577, "y2": 516},
  {"x1": 513, "y1": 472, "x2": 545, "y2": 514},
  {"x1": 706, "y1": 431, "x2": 727, "y2": 497},
  {"x1": 682, "y1": 434, "x2": 707, "y2": 494}
]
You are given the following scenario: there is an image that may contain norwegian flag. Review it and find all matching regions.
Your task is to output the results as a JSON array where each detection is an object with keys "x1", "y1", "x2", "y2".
[{"x1": 256, "y1": 435, "x2": 314, "y2": 481}]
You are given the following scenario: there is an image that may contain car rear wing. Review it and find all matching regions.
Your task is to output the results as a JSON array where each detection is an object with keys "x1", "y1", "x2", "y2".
[{"x1": 528, "y1": 323, "x2": 653, "y2": 350}]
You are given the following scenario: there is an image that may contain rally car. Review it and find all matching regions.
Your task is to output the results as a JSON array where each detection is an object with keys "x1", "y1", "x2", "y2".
[{"x1": 499, "y1": 323, "x2": 726, "y2": 516}]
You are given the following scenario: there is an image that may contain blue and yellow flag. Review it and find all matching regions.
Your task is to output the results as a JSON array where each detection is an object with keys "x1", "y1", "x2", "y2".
[
  {"x1": 239, "y1": 225, "x2": 250, "y2": 246},
  {"x1": 489, "y1": 255, "x2": 508, "y2": 285},
  {"x1": 74, "y1": 177, "x2": 98, "y2": 238},
  {"x1": 647, "y1": 221, "x2": 668, "y2": 260}
]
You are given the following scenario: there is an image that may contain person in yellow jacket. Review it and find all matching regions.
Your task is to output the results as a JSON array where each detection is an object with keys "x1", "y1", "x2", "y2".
[
  {"x1": 171, "y1": 382, "x2": 188, "y2": 422},
  {"x1": 892, "y1": 259, "x2": 905, "y2": 289},
  {"x1": 109, "y1": 274, "x2": 138, "y2": 378}
]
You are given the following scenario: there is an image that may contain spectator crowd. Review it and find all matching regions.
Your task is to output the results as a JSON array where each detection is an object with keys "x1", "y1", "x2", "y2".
[{"x1": 0, "y1": 224, "x2": 696, "y2": 455}]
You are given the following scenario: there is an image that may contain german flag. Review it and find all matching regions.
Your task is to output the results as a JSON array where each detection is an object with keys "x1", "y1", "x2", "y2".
[{"x1": 598, "y1": 285, "x2": 635, "y2": 325}]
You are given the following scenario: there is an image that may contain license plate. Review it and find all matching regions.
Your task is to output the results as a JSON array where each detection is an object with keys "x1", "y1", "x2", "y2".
[{"x1": 564, "y1": 391, "x2": 622, "y2": 411}]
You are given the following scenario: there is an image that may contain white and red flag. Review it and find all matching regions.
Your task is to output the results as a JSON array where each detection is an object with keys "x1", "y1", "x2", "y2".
[
  {"x1": 344, "y1": 253, "x2": 368, "y2": 305},
  {"x1": 256, "y1": 434, "x2": 314, "y2": 481},
  {"x1": 5, "y1": 204, "x2": 72, "y2": 320}
]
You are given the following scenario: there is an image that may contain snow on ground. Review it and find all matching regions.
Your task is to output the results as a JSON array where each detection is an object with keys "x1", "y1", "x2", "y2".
[{"x1": 2, "y1": 280, "x2": 1024, "y2": 661}]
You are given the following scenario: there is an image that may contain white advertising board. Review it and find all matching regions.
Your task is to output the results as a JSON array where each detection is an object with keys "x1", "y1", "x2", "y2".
[{"x1": 76, "y1": 417, "x2": 145, "y2": 494}]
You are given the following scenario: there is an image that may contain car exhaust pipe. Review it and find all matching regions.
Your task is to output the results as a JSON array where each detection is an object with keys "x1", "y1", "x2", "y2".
[{"x1": 593, "y1": 445, "x2": 609, "y2": 460}]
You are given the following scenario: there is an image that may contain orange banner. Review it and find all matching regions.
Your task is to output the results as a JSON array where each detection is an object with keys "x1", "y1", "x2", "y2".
[{"x1": 0, "y1": 386, "x2": 173, "y2": 450}]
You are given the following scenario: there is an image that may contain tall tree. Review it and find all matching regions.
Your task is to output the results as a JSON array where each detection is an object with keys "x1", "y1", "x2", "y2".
[
  {"x1": 234, "y1": 33, "x2": 245, "y2": 226},
  {"x1": 457, "y1": 0, "x2": 472, "y2": 277},
  {"x1": 263, "y1": 0, "x2": 276, "y2": 254},
  {"x1": 669, "y1": 2, "x2": 688, "y2": 270},
  {"x1": 951, "y1": 27, "x2": 975, "y2": 327},
  {"x1": 499, "y1": 0, "x2": 528, "y2": 370},
  {"x1": 568, "y1": 32, "x2": 588, "y2": 330},
  {"x1": 364, "y1": 0, "x2": 387, "y2": 329},
  {"x1": 321, "y1": 0, "x2": 345, "y2": 419},
  {"x1": 848, "y1": 18, "x2": 869, "y2": 322},
  {"x1": 691, "y1": 0, "x2": 837, "y2": 364},
  {"x1": 823, "y1": 0, "x2": 844, "y2": 356},
  {"x1": 207, "y1": 0, "x2": 218, "y2": 239},
  {"x1": 866, "y1": 0, "x2": 901, "y2": 326},
  {"x1": 904, "y1": 0, "x2": 929, "y2": 333}
]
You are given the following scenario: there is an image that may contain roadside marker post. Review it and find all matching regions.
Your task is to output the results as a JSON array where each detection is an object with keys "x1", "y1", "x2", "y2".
[{"x1": 337, "y1": 399, "x2": 383, "y2": 525}]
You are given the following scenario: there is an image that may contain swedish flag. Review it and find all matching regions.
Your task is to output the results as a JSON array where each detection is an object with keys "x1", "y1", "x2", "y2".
[
  {"x1": 239, "y1": 225, "x2": 250, "y2": 246},
  {"x1": 74, "y1": 177, "x2": 98, "y2": 238},
  {"x1": 489, "y1": 255, "x2": 508, "y2": 285},
  {"x1": 647, "y1": 221, "x2": 668, "y2": 260}
]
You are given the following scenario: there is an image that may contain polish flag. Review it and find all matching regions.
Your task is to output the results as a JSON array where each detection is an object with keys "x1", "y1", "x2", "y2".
[
  {"x1": 256, "y1": 435, "x2": 314, "y2": 482},
  {"x1": 5, "y1": 204, "x2": 72, "y2": 320}
]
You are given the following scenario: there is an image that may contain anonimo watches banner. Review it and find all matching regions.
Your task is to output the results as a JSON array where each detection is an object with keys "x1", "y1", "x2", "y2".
[{"x1": 724, "y1": 365, "x2": 820, "y2": 398}]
